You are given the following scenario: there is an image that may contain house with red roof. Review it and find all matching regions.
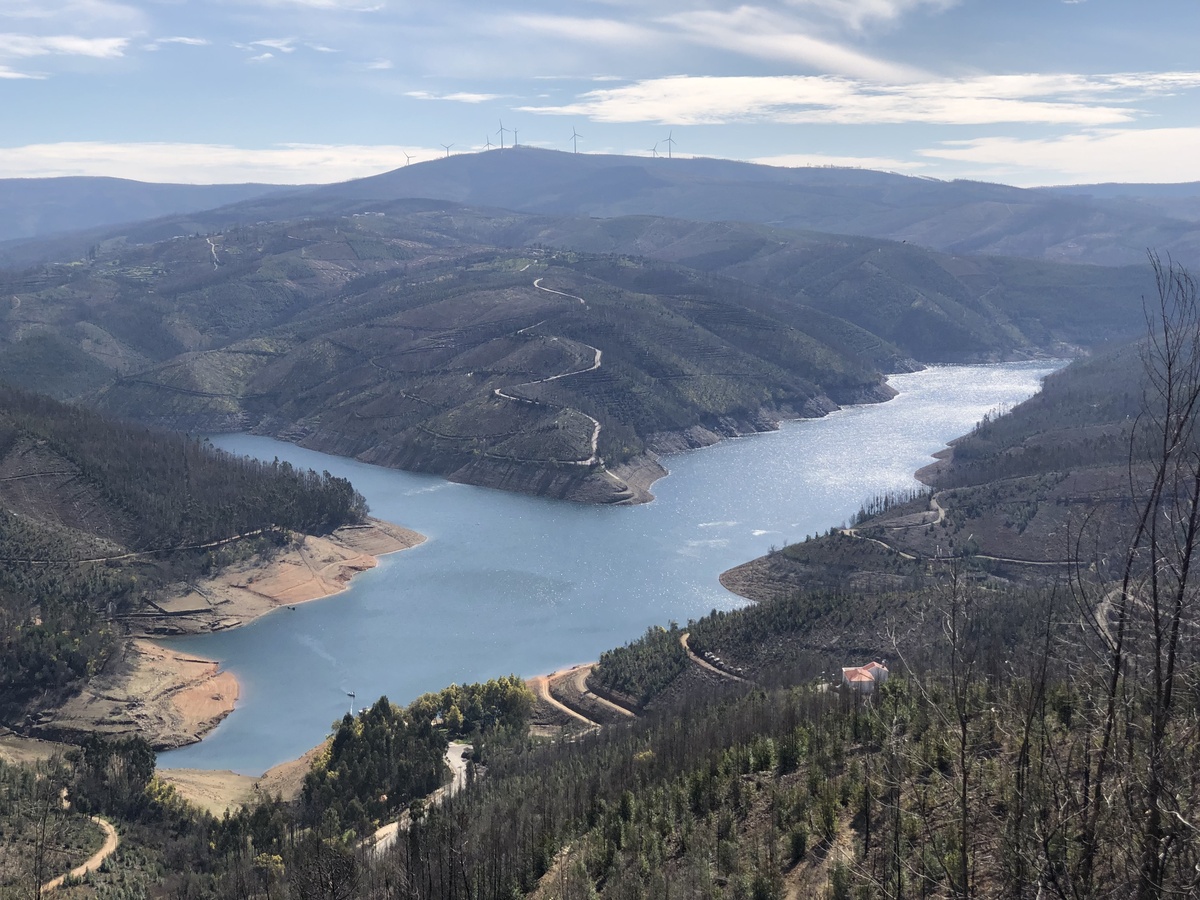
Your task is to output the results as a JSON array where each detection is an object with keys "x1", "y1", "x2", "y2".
[{"x1": 841, "y1": 660, "x2": 889, "y2": 694}]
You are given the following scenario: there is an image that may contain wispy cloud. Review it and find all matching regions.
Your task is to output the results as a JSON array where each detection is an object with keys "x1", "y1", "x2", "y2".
[
  {"x1": 503, "y1": 14, "x2": 660, "y2": 48},
  {"x1": 0, "y1": 64, "x2": 43, "y2": 79},
  {"x1": 1, "y1": 0, "x2": 144, "y2": 29},
  {"x1": 228, "y1": 0, "x2": 383, "y2": 9},
  {"x1": 920, "y1": 127, "x2": 1200, "y2": 185},
  {"x1": 0, "y1": 141, "x2": 432, "y2": 183},
  {"x1": 661, "y1": 8, "x2": 924, "y2": 80},
  {"x1": 406, "y1": 90, "x2": 504, "y2": 104},
  {"x1": 144, "y1": 36, "x2": 209, "y2": 51},
  {"x1": 785, "y1": 0, "x2": 961, "y2": 32},
  {"x1": 520, "y1": 71, "x2": 1200, "y2": 127},
  {"x1": 0, "y1": 33, "x2": 129, "y2": 59},
  {"x1": 250, "y1": 37, "x2": 297, "y2": 53}
]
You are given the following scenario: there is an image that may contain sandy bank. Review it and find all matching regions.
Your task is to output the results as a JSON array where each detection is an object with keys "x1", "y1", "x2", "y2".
[
  {"x1": 29, "y1": 519, "x2": 425, "y2": 753},
  {"x1": 131, "y1": 519, "x2": 425, "y2": 637},
  {"x1": 158, "y1": 742, "x2": 326, "y2": 817}
]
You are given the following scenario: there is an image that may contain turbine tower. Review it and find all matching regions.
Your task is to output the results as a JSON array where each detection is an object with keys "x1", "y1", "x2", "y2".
[
  {"x1": 512, "y1": 127, "x2": 519, "y2": 147},
  {"x1": 663, "y1": 130, "x2": 676, "y2": 159},
  {"x1": 442, "y1": 143, "x2": 453, "y2": 158},
  {"x1": 571, "y1": 127, "x2": 582, "y2": 154},
  {"x1": 403, "y1": 152, "x2": 413, "y2": 166},
  {"x1": 497, "y1": 119, "x2": 509, "y2": 150}
]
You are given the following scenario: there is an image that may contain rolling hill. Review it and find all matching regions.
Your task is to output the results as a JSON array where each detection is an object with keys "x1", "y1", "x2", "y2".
[{"x1": 0, "y1": 202, "x2": 1156, "y2": 502}]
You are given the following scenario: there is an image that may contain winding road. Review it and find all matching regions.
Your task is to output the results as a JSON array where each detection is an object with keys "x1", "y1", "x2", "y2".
[
  {"x1": 41, "y1": 816, "x2": 118, "y2": 893},
  {"x1": 370, "y1": 742, "x2": 472, "y2": 856},
  {"x1": 491, "y1": 279, "x2": 609, "y2": 470},
  {"x1": 681, "y1": 632, "x2": 749, "y2": 684}
]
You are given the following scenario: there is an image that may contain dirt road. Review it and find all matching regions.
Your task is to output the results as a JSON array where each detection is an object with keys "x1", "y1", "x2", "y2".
[
  {"x1": 681, "y1": 632, "x2": 749, "y2": 683},
  {"x1": 371, "y1": 741, "x2": 472, "y2": 855},
  {"x1": 42, "y1": 816, "x2": 118, "y2": 893}
]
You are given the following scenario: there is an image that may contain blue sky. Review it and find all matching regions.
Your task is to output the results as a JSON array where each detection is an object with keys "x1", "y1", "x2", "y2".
[{"x1": 1, "y1": 0, "x2": 1198, "y2": 186}]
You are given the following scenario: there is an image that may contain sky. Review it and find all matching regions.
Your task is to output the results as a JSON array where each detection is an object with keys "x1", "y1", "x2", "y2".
[{"x1": 1, "y1": 0, "x2": 1198, "y2": 187}]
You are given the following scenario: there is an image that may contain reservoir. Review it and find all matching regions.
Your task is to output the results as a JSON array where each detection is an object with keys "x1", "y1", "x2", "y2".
[{"x1": 160, "y1": 361, "x2": 1058, "y2": 774}]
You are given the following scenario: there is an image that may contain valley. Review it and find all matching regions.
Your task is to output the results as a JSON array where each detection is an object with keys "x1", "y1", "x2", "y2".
[{"x1": 0, "y1": 152, "x2": 1196, "y2": 899}]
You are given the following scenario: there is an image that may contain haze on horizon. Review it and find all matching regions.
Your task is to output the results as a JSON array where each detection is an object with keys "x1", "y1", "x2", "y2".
[{"x1": 1, "y1": 0, "x2": 1198, "y2": 188}]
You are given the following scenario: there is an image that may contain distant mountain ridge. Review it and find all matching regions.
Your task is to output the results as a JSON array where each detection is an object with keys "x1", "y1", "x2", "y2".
[
  {"x1": 2, "y1": 151, "x2": 1198, "y2": 268},
  {"x1": 0, "y1": 176, "x2": 298, "y2": 243},
  {"x1": 288, "y1": 149, "x2": 1200, "y2": 267}
]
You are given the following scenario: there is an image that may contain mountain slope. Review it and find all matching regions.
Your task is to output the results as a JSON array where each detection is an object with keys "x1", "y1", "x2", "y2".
[
  {"x1": 262, "y1": 149, "x2": 1200, "y2": 267},
  {"x1": 0, "y1": 204, "x2": 1155, "y2": 502},
  {"x1": 0, "y1": 176, "x2": 296, "y2": 242}
]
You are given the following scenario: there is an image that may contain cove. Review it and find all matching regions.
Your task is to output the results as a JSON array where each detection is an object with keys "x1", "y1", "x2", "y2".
[{"x1": 159, "y1": 361, "x2": 1060, "y2": 774}]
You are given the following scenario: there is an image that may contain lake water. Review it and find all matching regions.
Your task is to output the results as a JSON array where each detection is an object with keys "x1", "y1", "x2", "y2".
[{"x1": 159, "y1": 361, "x2": 1059, "y2": 774}]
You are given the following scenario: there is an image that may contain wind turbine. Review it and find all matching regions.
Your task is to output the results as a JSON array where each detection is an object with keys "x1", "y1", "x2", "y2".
[
  {"x1": 649, "y1": 141, "x2": 660, "y2": 158},
  {"x1": 497, "y1": 119, "x2": 509, "y2": 149},
  {"x1": 512, "y1": 127, "x2": 519, "y2": 147},
  {"x1": 485, "y1": 135, "x2": 493, "y2": 151},
  {"x1": 663, "y1": 130, "x2": 676, "y2": 159},
  {"x1": 571, "y1": 127, "x2": 582, "y2": 154},
  {"x1": 403, "y1": 152, "x2": 413, "y2": 166},
  {"x1": 441, "y1": 143, "x2": 453, "y2": 158}
]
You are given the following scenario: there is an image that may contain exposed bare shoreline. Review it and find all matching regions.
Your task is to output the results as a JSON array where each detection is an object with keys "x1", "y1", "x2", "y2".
[{"x1": 6, "y1": 519, "x2": 424, "y2": 779}]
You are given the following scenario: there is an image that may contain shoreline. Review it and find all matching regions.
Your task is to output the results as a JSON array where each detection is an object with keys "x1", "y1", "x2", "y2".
[
  {"x1": 161, "y1": 661, "x2": 599, "y2": 815},
  {"x1": 24, "y1": 518, "x2": 426, "y2": 755}
]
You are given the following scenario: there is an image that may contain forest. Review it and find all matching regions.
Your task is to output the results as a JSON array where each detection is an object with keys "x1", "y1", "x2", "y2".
[{"x1": 0, "y1": 383, "x2": 368, "y2": 721}]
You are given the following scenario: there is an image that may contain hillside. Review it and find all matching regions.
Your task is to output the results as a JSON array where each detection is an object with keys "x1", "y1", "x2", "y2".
[
  {"x1": 721, "y1": 344, "x2": 1139, "y2": 613},
  {"x1": 0, "y1": 203, "x2": 1155, "y2": 503},
  {"x1": 0, "y1": 384, "x2": 368, "y2": 727}
]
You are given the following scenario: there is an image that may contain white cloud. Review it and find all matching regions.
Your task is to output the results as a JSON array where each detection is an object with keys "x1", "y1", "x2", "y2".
[
  {"x1": 785, "y1": 0, "x2": 960, "y2": 32},
  {"x1": 250, "y1": 37, "x2": 296, "y2": 53},
  {"x1": 920, "y1": 128, "x2": 1200, "y2": 186},
  {"x1": 406, "y1": 90, "x2": 503, "y2": 104},
  {"x1": 0, "y1": 141, "x2": 434, "y2": 183},
  {"x1": 159, "y1": 37, "x2": 210, "y2": 47},
  {"x1": 0, "y1": 0, "x2": 143, "y2": 28},
  {"x1": 248, "y1": 51, "x2": 274, "y2": 62},
  {"x1": 0, "y1": 63, "x2": 41, "y2": 78},
  {"x1": 504, "y1": 14, "x2": 659, "y2": 49},
  {"x1": 0, "y1": 33, "x2": 128, "y2": 59},
  {"x1": 365, "y1": 58, "x2": 392, "y2": 70},
  {"x1": 519, "y1": 71, "x2": 1200, "y2": 127},
  {"x1": 660, "y1": 7, "x2": 924, "y2": 81},
  {"x1": 225, "y1": 0, "x2": 383, "y2": 9}
]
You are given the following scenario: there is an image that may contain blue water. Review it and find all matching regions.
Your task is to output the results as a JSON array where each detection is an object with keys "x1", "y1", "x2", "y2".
[{"x1": 159, "y1": 361, "x2": 1059, "y2": 774}]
